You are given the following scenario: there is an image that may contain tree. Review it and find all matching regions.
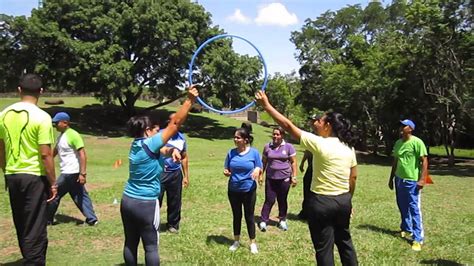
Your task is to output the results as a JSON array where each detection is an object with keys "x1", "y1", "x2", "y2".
[
  {"x1": 8, "y1": 0, "x2": 217, "y2": 115},
  {"x1": 291, "y1": 0, "x2": 472, "y2": 159}
]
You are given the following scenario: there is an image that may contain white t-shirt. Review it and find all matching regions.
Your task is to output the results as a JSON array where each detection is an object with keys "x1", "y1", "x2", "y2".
[{"x1": 56, "y1": 128, "x2": 84, "y2": 174}]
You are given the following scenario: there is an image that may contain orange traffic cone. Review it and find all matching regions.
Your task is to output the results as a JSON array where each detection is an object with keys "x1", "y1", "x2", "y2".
[{"x1": 426, "y1": 174, "x2": 434, "y2": 184}]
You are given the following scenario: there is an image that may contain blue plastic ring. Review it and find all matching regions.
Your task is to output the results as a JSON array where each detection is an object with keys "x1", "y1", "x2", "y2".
[{"x1": 188, "y1": 34, "x2": 268, "y2": 114}]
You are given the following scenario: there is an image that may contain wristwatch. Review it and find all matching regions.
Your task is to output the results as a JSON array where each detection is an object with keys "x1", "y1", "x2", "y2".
[{"x1": 80, "y1": 173, "x2": 87, "y2": 176}]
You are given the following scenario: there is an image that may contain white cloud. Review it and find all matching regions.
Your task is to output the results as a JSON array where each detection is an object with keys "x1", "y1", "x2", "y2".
[
  {"x1": 254, "y1": 3, "x2": 298, "y2": 27},
  {"x1": 226, "y1": 9, "x2": 251, "y2": 24}
]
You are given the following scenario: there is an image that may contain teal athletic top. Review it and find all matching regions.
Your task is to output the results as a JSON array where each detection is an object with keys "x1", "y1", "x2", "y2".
[{"x1": 124, "y1": 132, "x2": 165, "y2": 200}]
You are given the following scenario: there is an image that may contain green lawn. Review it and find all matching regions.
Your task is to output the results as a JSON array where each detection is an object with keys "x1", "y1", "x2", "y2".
[
  {"x1": 0, "y1": 97, "x2": 473, "y2": 265},
  {"x1": 429, "y1": 146, "x2": 474, "y2": 159}
]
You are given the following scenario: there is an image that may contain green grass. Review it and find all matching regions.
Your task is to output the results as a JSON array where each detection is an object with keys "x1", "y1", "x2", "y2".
[
  {"x1": 0, "y1": 97, "x2": 473, "y2": 265},
  {"x1": 429, "y1": 145, "x2": 474, "y2": 158}
]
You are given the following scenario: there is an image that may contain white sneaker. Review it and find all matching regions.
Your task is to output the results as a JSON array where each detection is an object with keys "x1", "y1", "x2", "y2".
[
  {"x1": 229, "y1": 241, "x2": 240, "y2": 251},
  {"x1": 259, "y1": 222, "x2": 267, "y2": 232},
  {"x1": 278, "y1": 220, "x2": 288, "y2": 231},
  {"x1": 250, "y1": 243, "x2": 258, "y2": 254}
]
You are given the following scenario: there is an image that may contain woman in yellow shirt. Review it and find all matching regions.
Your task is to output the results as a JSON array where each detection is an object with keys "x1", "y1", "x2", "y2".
[{"x1": 256, "y1": 91, "x2": 358, "y2": 266}]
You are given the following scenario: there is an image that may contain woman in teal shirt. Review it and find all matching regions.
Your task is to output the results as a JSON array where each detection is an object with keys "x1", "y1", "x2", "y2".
[{"x1": 121, "y1": 86, "x2": 197, "y2": 265}]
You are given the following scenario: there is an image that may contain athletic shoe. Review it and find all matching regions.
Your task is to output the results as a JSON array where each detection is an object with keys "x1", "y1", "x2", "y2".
[
  {"x1": 250, "y1": 243, "x2": 258, "y2": 254},
  {"x1": 168, "y1": 227, "x2": 179, "y2": 234},
  {"x1": 400, "y1": 231, "x2": 412, "y2": 239},
  {"x1": 229, "y1": 241, "x2": 240, "y2": 251},
  {"x1": 278, "y1": 220, "x2": 288, "y2": 231},
  {"x1": 411, "y1": 241, "x2": 422, "y2": 251},
  {"x1": 259, "y1": 222, "x2": 267, "y2": 232},
  {"x1": 87, "y1": 220, "x2": 99, "y2": 226}
]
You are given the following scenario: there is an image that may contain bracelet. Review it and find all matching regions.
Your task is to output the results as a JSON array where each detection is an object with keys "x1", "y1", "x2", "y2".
[{"x1": 80, "y1": 173, "x2": 87, "y2": 176}]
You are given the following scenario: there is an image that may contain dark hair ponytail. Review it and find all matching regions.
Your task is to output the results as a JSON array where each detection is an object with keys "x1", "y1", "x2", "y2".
[
  {"x1": 235, "y1": 127, "x2": 254, "y2": 145},
  {"x1": 325, "y1": 112, "x2": 356, "y2": 147}
]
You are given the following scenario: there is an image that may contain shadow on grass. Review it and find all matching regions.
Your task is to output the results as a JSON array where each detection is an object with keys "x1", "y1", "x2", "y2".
[
  {"x1": 54, "y1": 213, "x2": 84, "y2": 225},
  {"x1": 356, "y1": 224, "x2": 400, "y2": 238},
  {"x1": 0, "y1": 259, "x2": 23, "y2": 265},
  {"x1": 419, "y1": 259, "x2": 464, "y2": 265},
  {"x1": 356, "y1": 153, "x2": 392, "y2": 167},
  {"x1": 286, "y1": 212, "x2": 308, "y2": 223},
  {"x1": 115, "y1": 263, "x2": 145, "y2": 266},
  {"x1": 43, "y1": 105, "x2": 239, "y2": 140},
  {"x1": 206, "y1": 235, "x2": 234, "y2": 246},
  {"x1": 428, "y1": 162, "x2": 474, "y2": 178}
]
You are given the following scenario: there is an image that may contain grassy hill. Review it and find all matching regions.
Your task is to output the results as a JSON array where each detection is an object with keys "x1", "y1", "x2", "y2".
[{"x1": 0, "y1": 97, "x2": 473, "y2": 265}]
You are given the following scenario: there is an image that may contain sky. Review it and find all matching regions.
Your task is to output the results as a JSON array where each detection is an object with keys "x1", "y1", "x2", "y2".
[{"x1": 0, "y1": 0, "x2": 370, "y2": 75}]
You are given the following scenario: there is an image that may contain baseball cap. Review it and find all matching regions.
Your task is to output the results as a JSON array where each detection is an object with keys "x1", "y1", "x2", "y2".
[
  {"x1": 52, "y1": 112, "x2": 70, "y2": 123},
  {"x1": 400, "y1": 119, "x2": 415, "y2": 130}
]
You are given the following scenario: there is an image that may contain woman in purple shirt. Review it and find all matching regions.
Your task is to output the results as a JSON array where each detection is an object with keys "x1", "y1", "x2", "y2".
[
  {"x1": 224, "y1": 127, "x2": 262, "y2": 254},
  {"x1": 259, "y1": 127, "x2": 297, "y2": 232}
]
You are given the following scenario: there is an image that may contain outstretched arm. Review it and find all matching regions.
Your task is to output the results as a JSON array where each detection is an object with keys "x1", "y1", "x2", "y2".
[
  {"x1": 161, "y1": 86, "x2": 198, "y2": 144},
  {"x1": 255, "y1": 91, "x2": 302, "y2": 141}
]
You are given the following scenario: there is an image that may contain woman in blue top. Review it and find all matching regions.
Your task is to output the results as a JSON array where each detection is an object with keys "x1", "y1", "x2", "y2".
[
  {"x1": 121, "y1": 86, "x2": 198, "y2": 266},
  {"x1": 224, "y1": 127, "x2": 262, "y2": 254}
]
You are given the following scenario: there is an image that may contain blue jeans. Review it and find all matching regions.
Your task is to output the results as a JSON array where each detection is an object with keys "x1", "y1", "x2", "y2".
[
  {"x1": 47, "y1": 173, "x2": 98, "y2": 224},
  {"x1": 395, "y1": 176, "x2": 424, "y2": 242}
]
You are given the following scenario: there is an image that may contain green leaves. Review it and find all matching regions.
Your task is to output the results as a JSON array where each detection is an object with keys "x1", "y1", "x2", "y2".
[{"x1": 291, "y1": 0, "x2": 472, "y2": 153}]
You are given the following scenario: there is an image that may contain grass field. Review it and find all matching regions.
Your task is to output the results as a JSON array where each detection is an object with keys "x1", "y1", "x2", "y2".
[{"x1": 0, "y1": 97, "x2": 473, "y2": 265}]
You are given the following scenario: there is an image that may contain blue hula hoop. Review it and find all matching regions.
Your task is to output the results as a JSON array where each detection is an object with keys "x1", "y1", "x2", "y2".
[{"x1": 188, "y1": 34, "x2": 268, "y2": 114}]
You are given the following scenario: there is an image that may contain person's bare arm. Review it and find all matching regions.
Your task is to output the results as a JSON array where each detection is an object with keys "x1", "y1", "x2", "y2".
[
  {"x1": 388, "y1": 158, "x2": 397, "y2": 190},
  {"x1": 290, "y1": 155, "x2": 297, "y2": 186},
  {"x1": 0, "y1": 140, "x2": 5, "y2": 173},
  {"x1": 417, "y1": 156, "x2": 428, "y2": 189},
  {"x1": 349, "y1": 166, "x2": 357, "y2": 195},
  {"x1": 77, "y1": 148, "x2": 87, "y2": 184},
  {"x1": 299, "y1": 151, "x2": 308, "y2": 172},
  {"x1": 259, "y1": 156, "x2": 267, "y2": 185},
  {"x1": 161, "y1": 86, "x2": 198, "y2": 144},
  {"x1": 39, "y1": 144, "x2": 57, "y2": 201},
  {"x1": 255, "y1": 91, "x2": 302, "y2": 140},
  {"x1": 181, "y1": 151, "x2": 189, "y2": 188},
  {"x1": 53, "y1": 145, "x2": 58, "y2": 157}
]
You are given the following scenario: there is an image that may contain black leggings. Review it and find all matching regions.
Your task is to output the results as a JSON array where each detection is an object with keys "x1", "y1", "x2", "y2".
[
  {"x1": 228, "y1": 188, "x2": 256, "y2": 239},
  {"x1": 120, "y1": 194, "x2": 160, "y2": 266}
]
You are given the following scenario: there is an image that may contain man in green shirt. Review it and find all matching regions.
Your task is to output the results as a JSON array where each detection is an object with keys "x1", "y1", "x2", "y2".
[
  {"x1": 388, "y1": 119, "x2": 428, "y2": 251},
  {"x1": 0, "y1": 74, "x2": 57, "y2": 265}
]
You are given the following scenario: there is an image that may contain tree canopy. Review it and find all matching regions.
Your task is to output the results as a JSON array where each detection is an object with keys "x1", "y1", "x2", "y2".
[
  {"x1": 0, "y1": 0, "x2": 262, "y2": 115},
  {"x1": 291, "y1": 0, "x2": 473, "y2": 159}
]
